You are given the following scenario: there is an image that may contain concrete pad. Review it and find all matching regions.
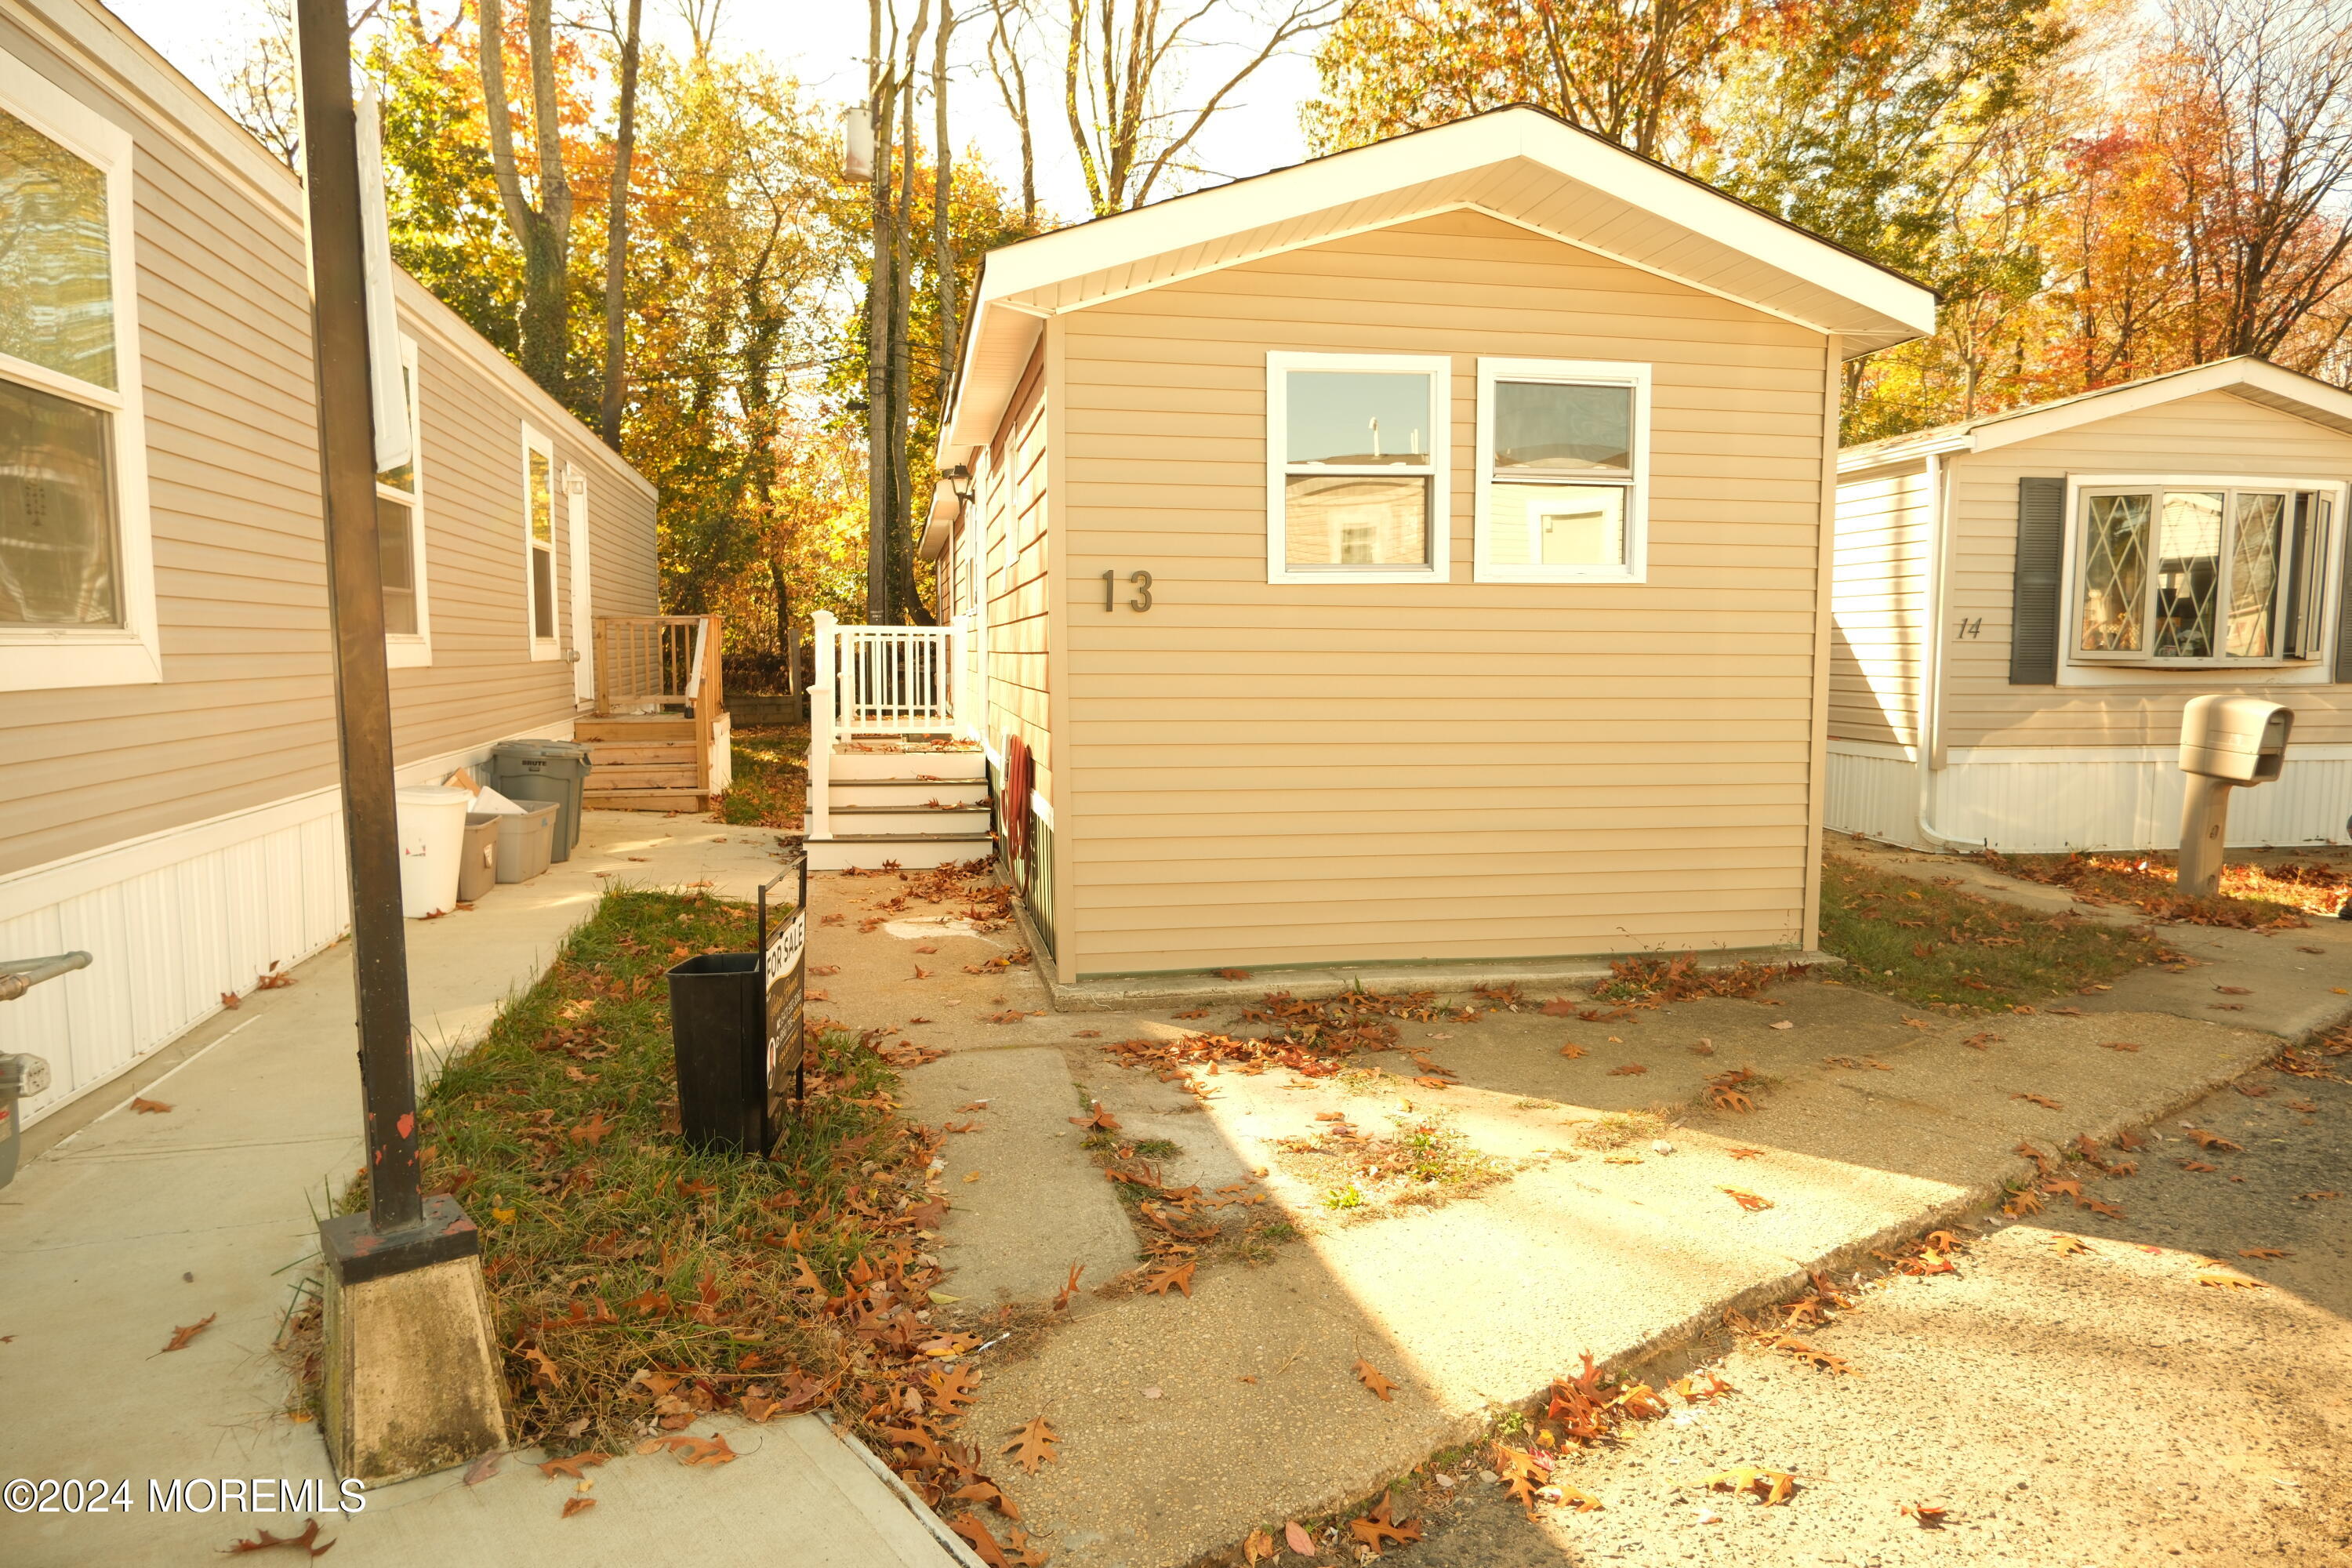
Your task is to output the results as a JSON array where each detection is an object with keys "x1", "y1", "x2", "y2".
[
  {"x1": 0, "y1": 813, "x2": 957, "y2": 1566},
  {"x1": 898, "y1": 1047, "x2": 1143, "y2": 1306}
]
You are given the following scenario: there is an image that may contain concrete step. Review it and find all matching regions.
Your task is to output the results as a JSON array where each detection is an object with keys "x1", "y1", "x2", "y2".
[
  {"x1": 805, "y1": 831, "x2": 994, "y2": 871},
  {"x1": 829, "y1": 746, "x2": 985, "y2": 782},
  {"x1": 829, "y1": 777, "x2": 989, "y2": 808},
  {"x1": 826, "y1": 804, "x2": 990, "y2": 836}
]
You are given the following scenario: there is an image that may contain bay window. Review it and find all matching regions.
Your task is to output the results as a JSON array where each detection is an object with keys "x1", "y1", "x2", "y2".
[
  {"x1": 1474, "y1": 358, "x2": 1649, "y2": 583},
  {"x1": 0, "y1": 57, "x2": 159, "y2": 691},
  {"x1": 1266, "y1": 350, "x2": 1449, "y2": 583},
  {"x1": 2074, "y1": 481, "x2": 2334, "y2": 666}
]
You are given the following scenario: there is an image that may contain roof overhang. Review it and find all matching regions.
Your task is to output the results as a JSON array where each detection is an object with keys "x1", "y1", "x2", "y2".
[
  {"x1": 1838, "y1": 357, "x2": 2352, "y2": 475},
  {"x1": 942, "y1": 107, "x2": 1938, "y2": 459}
]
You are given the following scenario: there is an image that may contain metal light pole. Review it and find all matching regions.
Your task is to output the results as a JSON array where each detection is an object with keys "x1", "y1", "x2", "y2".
[{"x1": 294, "y1": 0, "x2": 504, "y2": 1482}]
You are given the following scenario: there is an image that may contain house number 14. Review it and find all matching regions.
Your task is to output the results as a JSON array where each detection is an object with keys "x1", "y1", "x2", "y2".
[{"x1": 1101, "y1": 570, "x2": 1152, "y2": 612}]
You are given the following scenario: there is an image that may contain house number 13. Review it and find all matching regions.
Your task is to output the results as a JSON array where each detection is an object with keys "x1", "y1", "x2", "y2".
[{"x1": 1101, "y1": 570, "x2": 1152, "y2": 612}]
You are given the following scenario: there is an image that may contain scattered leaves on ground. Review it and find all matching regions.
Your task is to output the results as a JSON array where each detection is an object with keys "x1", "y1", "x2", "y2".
[
  {"x1": 1349, "y1": 1494, "x2": 1424, "y2": 1552},
  {"x1": 1704, "y1": 1466, "x2": 1798, "y2": 1506}
]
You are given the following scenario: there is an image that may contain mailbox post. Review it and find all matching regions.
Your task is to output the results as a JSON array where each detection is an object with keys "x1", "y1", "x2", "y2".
[{"x1": 2178, "y1": 695, "x2": 2294, "y2": 898}]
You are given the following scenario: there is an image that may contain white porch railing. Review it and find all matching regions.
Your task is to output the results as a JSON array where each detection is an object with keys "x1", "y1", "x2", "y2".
[{"x1": 805, "y1": 612, "x2": 969, "y2": 842}]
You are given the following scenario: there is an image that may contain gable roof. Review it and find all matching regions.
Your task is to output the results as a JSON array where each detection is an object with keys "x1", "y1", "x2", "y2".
[
  {"x1": 940, "y1": 105, "x2": 1939, "y2": 455},
  {"x1": 1838, "y1": 356, "x2": 2352, "y2": 474}
]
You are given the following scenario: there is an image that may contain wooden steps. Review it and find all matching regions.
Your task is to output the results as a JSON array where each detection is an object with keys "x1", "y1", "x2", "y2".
[
  {"x1": 580, "y1": 711, "x2": 708, "y2": 814},
  {"x1": 808, "y1": 739, "x2": 993, "y2": 869}
]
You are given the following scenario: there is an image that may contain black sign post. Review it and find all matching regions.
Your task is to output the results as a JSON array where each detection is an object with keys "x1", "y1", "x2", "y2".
[{"x1": 757, "y1": 859, "x2": 809, "y2": 1148}]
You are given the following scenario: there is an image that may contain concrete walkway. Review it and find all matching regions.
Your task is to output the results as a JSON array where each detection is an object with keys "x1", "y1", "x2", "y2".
[
  {"x1": 805, "y1": 854, "x2": 2352, "y2": 1568},
  {"x1": 0, "y1": 812, "x2": 972, "y2": 1566}
]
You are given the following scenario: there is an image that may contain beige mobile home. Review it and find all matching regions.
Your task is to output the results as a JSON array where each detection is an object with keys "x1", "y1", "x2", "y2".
[
  {"x1": 0, "y1": 0, "x2": 661, "y2": 1123},
  {"x1": 837, "y1": 106, "x2": 1936, "y2": 985},
  {"x1": 1830, "y1": 357, "x2": 2352, "y2": 853}
]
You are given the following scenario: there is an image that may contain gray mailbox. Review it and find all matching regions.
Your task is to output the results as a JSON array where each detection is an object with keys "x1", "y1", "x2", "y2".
[{"x1": 2178, "y1": 695, "x2": 2293, "y2": 898}]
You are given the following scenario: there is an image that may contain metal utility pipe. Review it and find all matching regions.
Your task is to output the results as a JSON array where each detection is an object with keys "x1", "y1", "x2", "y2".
[{"x1": 294, "y1": 0, "x2": 423, "y2": 1235}]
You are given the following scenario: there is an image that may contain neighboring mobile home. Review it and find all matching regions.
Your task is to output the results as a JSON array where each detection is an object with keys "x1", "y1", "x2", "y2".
[
  {"x1": 1830, "y1": 357, "x2": 2352, "y2": 853},
  {"x1": 887, "y1": 105, "x2": 1936, "y2": 985},
  {"x1": 0, "y1": 1, "x2": 661, "y2": 1123}
]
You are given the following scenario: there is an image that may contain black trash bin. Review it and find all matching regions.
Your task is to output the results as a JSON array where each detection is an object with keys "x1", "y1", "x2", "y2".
[{"x1": 663, "y1": 864, "x2": 808, "y2": 1155}]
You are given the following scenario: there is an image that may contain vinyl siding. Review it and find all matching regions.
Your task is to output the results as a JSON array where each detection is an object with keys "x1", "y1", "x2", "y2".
[
  {"x1": 1945, "y1": 389, "x2": 2352, "y2": 750},
  {"x1": 0, "y1": 9, "x2": 657, "y2": 880},
  {"x1": 980, "y1": 346, "x2": 1052, "y2": 798},
  {"x1": 1056, "y1": 208, "x2": 1835, "y2": 975},
  {"x1": 1829, "y1": 460, "x2": 1932, "y2": 749}
]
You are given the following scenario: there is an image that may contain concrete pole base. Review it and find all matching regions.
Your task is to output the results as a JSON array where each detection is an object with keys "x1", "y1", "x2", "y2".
[
  {"x1": 319, "y1": 1196, "x2": 507, "y2": 1485},
  {"x1": 2178, "y1": 775, "x2": 2235, "y2": 899}
]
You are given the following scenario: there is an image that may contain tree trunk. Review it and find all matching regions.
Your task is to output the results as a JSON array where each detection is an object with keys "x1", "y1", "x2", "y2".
[
  {"x1": 865, "y1": 0, "x2": 895, "y2": 625},
  {"x1": 598, "y1": 0, "x2": 642, "y2": 451},
  {"x1": 478, "y1": 0, "x2": 573, "y2": 400}
]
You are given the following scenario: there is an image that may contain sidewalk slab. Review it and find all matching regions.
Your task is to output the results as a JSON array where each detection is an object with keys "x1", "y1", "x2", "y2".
[{"x1": 0, "y1": 815, "x2": 965, "y2": 1566}]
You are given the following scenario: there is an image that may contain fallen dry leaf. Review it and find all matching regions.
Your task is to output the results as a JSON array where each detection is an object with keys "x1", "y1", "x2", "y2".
[
  {"x1": 1769, "y1": 1020, "x2": 1794, "y2": 1030},
  {"x1": 1726, "y1": 1147, "x2": 1766, "y2": 1160},
  {"x1": 2216, "y1": 985, "x2": 2252, "y2": 995},
  {"x1": 1217, "y1": 968, "x2": 1252, "y2": 981},
  {"x1": 2199, "y1": 1272, "x2": 2269, "y2": 1290},
  {"x1": 2081, "y1": 1197, "x2": 2125, "y2": 1218},
  {"x1": 1052, "y1": 1263, "x2": 1085, "y2": 1312},
  {"x1": 1069, "y1": 1103, "x2": 1120, "y2": 1133},
  {"x1": 224, "y1": 1518, "x2": 334, "y2": 1556},
  {"x1": 1722, "y1": 1188, "x2": 1773, "y2": 1212},
  {"x1": 561, "y1": 1497, "x2": 595, "y2": 1519},
  {"x1": 2013, "y1": 1093, "x2": 2064, "y2": 1110},
  {"x1": 463, "y1": 1450, "x2": 502, "y2": 1487},
  {"x1": 1349, "y1": 1494, "x2": 1424, "y2": 1552},
  {"x1": 1902, "y1": 1502, "x2": 1951, "y2": 1528},
  {"x1": 220, "y1": 992, "x2": 241, "y2": 1010},
  {"x1": 1286, "y1": 1521, "x2": 1316, "y2": 1555},
  {"x1": 2185, "y1": 1127, "x2": 2243, "y2": 1151},
  {"x1": 1142, "y1": 1261, "x2": 1196, "y2": 1298},
  {"x1": 2240, "y1": 1247, "x2": 2292, "y2": 1259},
  {"x1": 1607, "y1": 1063, "x2": 1649, "y2": 1076},
  {"x1": 163, "y1": 1313, "x2": 217, "y2": 1353},
  {"x1": 1704, "y1": 1465, "x2": 1797, "y2": 1506},
  {"x1": 537, "y1": 1451, "x2": 611, "y2": 1479},
  {"x1": 1355, "y1": 1358, "x2": 1398, "y2": 1401},
  {"x1": 2296, "y1": 1190, "x2": 2341, "y2": 1201},
  {"x1": 2180, "y1": 1160, "x2": 2219, "y2": 1172},
  {"x1": 2100, "y1": 1040, "x2": 2143, "y2": 1053},
  {"x1": 1558, "y1": 1043, "x2": 1588, "y2": 1058},
  {"x1": 656, "y1": 1434, "x2": 736, "y2": 1466},
  {"x1": 1242, "y1": 1526, "x2": 1276, "y2": 1565},
  {"x1": 1001, "y1": 1415, "x2": 1060, "y2": 1475},
  {"x1": 131, "y1": 1097, "x2": 173, "y2": 1114},
  {"x1": 2053, "y1": 1235, "x2": 2092, "y2": 1256}
]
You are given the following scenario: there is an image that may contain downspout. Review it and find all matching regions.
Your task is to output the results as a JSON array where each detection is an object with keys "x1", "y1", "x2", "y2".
[{"x1": 1916, "y1": 449, "x2": 1987, "y2": 851}]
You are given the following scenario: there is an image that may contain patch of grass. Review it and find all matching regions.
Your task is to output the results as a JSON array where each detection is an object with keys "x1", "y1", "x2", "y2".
[
  {"x1": 1130, "y1": 1137, "x2": 1181, "y2": 1160},
  {"x1": 1570, "y1": 1109, "x2": 1671, "y2": 1150},
  {"x1": 303, "y1": 887, "x2": 939, "y2": 1457},
  {"x1": 1276, "y1": 1107, "x2": 1508, "y2": 1217},
  {"x1": 1980, "y1": 849, "x2": 2318, "y2": 926},
  {"x1": 1820, "y1": 855, "x2": 2161, "y2": 1011},
  {"x1": 715, "y1": 723, "x2": 808, "y2": 829}
]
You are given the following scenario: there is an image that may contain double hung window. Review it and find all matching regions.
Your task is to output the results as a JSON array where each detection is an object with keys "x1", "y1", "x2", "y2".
[
  {"x1": 0, "y1": 58, "x2": 158, "y2": 691},
  {"x1": 377, "y1": 337, "x2": 430, "y2": 661},
  {"x1": 522, "y1": 426, "x2": 558, "y2": 652},
  {"x1": 2074, "y1": 481, "x2": 2335, "y2": 666},
  {"x1": 1266, "y1": 351, "x2": 1449, "y2": 583},
  {"x1": 1473, "y1": 358, "x2": 1649, "y2": 583}
]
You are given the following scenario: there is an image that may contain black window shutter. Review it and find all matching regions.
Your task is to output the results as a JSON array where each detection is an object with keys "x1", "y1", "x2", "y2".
[{"x1": 2010, "y1": 477, "x2": 2067, "y2": 685}]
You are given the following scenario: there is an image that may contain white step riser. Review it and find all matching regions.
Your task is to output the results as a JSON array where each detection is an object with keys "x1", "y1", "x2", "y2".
[
  {"x1": 806, "y1": 837, "x2": 994, "y2": 872},
  {"x1": 828, "y1": 750, "x2": 986, "y2": 782},
  {"x1": 829, "y1": 780, "x2": 989, "y2": 808},
  {"x1": 829, "y1": 808, "x2": 991, "y2": 836}
]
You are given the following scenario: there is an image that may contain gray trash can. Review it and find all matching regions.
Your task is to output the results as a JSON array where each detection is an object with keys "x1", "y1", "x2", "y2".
[
  {"x1": 494, "y1": 802, "x2": 559, "y2": 883},
  {"x1": 456, "y1": 812, "x2": 500, "y2": 903},
  {"x1": 491, "y1": 740, "x2": 591, "y2": 862}
]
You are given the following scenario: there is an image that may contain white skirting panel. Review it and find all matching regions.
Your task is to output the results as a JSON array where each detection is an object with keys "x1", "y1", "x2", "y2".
[
  {"x1": 0, "y1": 720, "x2": 574, "y2": 1127},
  {"x1": 1829, "y1": 744, "x2": 2352, "y2": 854},
  {"x1": 707, "y1": 710, "x2": 734, "y2": 796}
]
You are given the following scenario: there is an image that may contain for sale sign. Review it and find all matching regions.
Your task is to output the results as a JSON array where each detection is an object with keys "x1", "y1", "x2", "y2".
[{"x1": 760, "y1": 901, "x2": 805, "y2": 1149}]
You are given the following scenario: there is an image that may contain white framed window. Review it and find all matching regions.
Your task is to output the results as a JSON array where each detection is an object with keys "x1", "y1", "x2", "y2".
[
  {"x1": 378, "y1": 336, "x2": 431, "y2": 667},
  {"x1": 1473, "y1": 358, "x2": 1650, "y2": 583},
  {"x1": 1266, "y1": 350, "x2": 1450, "y2": 585},
  {"x1": 0, "y1": 52, "x2": 161, "y2": 691},
  {"x1": 520, "y1": 424, "x2": 559, "y2": 658},
  {"x1": 2067, "y1": 474, "x2": 2340, "y2": 671}
]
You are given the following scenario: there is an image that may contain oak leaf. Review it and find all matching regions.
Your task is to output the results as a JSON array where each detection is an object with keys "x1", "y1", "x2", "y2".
[
  {"x1": 2296, "y1": 1190, "x2": 2341, "y2": 1200},
  {"x1": 1051, "y1": 1263, "x2": 1085, "y2": 1312},
  {"x1": 2198, "y1": 1272, "x2": 2268, "y2": 1290},
  {"x1": 2100, "y1": 1040, "x2": 2142, "y2": 1053},
  {"x1": 1216, "y1": 968, "x2": 1251, "y2": 981},
  {"x1": 946, "y1": 1478, "x2": 1019, "y2": 1521},
  {"x1": 1000, "y1": 1414, "x2": 1060, "y2": 1475},
  {"x1": 1541, "y1": 997, "x2": 1582, "y2": 1017},
  {"x1": 163, "y1": 1313, "x2": 218, "y2": 1353},
  {"x1": 952, "y1": 1512, "x2": 1011, "y2": 1568},
  {"x1": 1722, "y1": 1188, "x2": 1773, "y2": 1212},
  {"x1": 1142, "y1": 1261, "x2": 1196, "y2": 1298},
  {"x1": 1704, "y1": 1465, "x2": 1796, "y2": 1506},
  {"x1": 1348, "y1": 1494, "x2": 1423, "y2": 1552},
  {"x1": 1354, "y1": 1358, "x2": 1397, "y2": 1401},
  {"x1": 2053, "y1": 1235, "x2": 2092, "y2": 1256},
  {"x1": 537, "y1": 1451, "x2": 611, "y2": 1479},
  {"x1": 2184, "y1": 1127, "x2": 2242, "y2": 1151},
  {"x1": 1726, "y1": 1147, "x2": 1766, "y2": 1160},
  {"x1": 1607, "y1": 1063, "x2": 1648, "y2": 1076},
  {"x1": 1901, "y1": 1502, "x2": 1950, "y2": 1527},
  {"x1": 2081, "y1": 1197, "x2": 2124, "y2": 1218},
  {"x1": 1069, "y1": 1103, "x2": 1120, "y2": 1132},
  {"x1": 1962, "y1": 1033, "x2": 2002, "y2": 1049},
  {"x1": 225, "y1": 1518, "x2": 334, "y2": 1556},
  {"x1": 2180, "y1": 1160, "x2": 2219, "y2": 1172},
  {"x1": 131, "y1": 1097, "x2": 174, "y2": 1114},
  {"x1": 657, "y1": 1434, "x2": 736, "y2": 1466},
  {"x1": 2012, "y1": 1093, "x2": 2064, "y2": 1109},
  {"x1": 1242, "y1": 1526, "x2": 1276, "y2": 1565},
  {"x1": 560, "y1": 1497, "x2": 596, "y2": 1519},
  {"x1": 1558, "y1": 1043, "x2": 1588, "y2": 1058},
  {"x1": 2239, "y1": 1247, "x2": 2292, "y2": 1259},
  {"x1": 1494, "y1": 1445, "x2": 1548, "y2": 1511}
]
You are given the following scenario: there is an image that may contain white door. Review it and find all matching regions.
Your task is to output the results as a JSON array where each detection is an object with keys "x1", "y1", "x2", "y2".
[{"x1": 566, "y1": 468, "x2": 595, "y2": 705}]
